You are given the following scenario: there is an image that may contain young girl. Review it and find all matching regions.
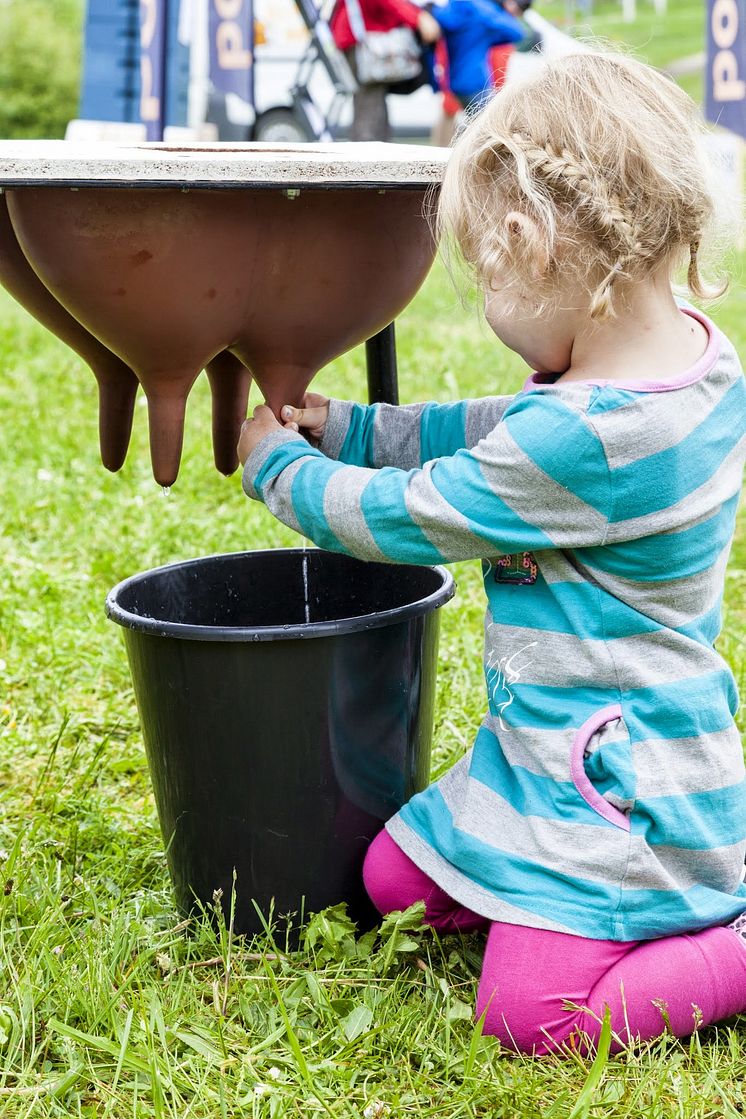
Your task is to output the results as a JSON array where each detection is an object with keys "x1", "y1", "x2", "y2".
[{"x1": 238, "y1": 51, "x2": 746, "y2": 1055}]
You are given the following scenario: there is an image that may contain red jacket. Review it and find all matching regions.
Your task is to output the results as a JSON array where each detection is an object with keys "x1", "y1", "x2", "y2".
[{"x1": 330, "y1": 0, "x2": 421, "y2": 52}]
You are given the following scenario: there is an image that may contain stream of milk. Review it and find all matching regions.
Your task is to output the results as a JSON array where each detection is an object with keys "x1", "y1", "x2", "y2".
[{"x1": 301, "y1": 541, "x2": 311, "y2": 624}]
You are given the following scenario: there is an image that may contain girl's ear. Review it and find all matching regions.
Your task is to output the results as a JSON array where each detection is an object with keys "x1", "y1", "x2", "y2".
[{"x1": 504, "y1": 210, "x2": 550, "y2": 278}]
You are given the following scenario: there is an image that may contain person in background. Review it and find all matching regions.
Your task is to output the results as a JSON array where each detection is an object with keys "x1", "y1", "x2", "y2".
[
  {"x1": 331, "y1": 0, "x2": 441, "y2": 140},
  {"x1": 430, "y1": 0, "x2": 535, "y2": 145},
  {"x1": 430, "y1": 0, "x2": 526, "y2": 113}
]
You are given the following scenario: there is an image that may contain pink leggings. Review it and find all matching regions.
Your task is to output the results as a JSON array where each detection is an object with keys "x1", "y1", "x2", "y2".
[{"x1": 363, "y1": 830, "x2": 746, "y2": 1055}]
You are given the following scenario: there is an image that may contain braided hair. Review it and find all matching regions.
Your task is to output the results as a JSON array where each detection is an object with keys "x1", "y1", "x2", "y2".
[{"x1": 437, "y1": 51, "x2": 725, "y2": 320}]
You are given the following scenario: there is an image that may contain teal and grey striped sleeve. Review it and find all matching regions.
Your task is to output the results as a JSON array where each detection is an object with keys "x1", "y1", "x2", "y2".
[
  {"x1": 319, "y1": 396, "x2": 515, "y2": 469},
  {"x1": 242, "y1": 392, "x2": 611, "y2": 564}
]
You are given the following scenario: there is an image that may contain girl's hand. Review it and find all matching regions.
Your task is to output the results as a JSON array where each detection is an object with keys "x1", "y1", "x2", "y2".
[
  {"x1": 238, "y1": 405, "x2": 283, "y2": 465},
  {"x1": 279, "y1": 393, "x2": 329, "y2": 444},
  {"x1": 417, "y1": 9, "x2": 441, "y2": 43}
]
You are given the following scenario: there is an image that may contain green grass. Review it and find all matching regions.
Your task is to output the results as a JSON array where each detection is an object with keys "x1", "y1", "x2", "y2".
[
  {"x1": 0, "y1": 3, "x2": 744, "y2": 1113},
  {"x1": 0, "y1": 0, "x2": 82, "y2": 139},
  {"x1": 540, "y1": 0, "x2": 707, "y2": 101},
  {"x1": 0, "y1": 247, "x2": 744, "y2": 1115}
]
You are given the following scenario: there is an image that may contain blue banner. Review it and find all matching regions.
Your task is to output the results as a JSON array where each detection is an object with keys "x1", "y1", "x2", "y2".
[
  {"x1": 208, "y1": 0, "x2": 254, "y2": 104},
  {"x1": 140, "y1": 0, "x2": 168, "y2": 139},
  {"x1": 706, "y1": 0, "x2": 746, "y2": 139}
]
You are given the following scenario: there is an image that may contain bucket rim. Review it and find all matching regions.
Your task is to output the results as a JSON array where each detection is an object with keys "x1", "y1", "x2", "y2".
[{"x1": 105, "y1": 547, "x2": 455, "y2": 641}]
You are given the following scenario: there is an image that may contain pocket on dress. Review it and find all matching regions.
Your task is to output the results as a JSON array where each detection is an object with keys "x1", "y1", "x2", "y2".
[{"x1": 570, "y1": 704, "x2": 632, "y2": 832}]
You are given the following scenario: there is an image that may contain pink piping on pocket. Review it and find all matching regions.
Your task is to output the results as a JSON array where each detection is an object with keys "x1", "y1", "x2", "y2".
[{"x1": 570, "y1": 703, "x2": 631, "y2": 832}]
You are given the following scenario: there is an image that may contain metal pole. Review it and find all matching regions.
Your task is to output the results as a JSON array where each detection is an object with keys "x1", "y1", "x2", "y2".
[
  {"x1": 186, "y1": 0, "x2": 210, "y2": 132},
  {"x1": 140, "y1": 0, "x2": 169, "y2": 139},
  {"x1": 161, "y1": 0, "x2": 170, "y2": 137},
  {"x1": 365, "y1": 323, "x2": 399, "y2": 405},
  {"x1": 248, "y1": 0, "x2": 256, "y2": 113}
]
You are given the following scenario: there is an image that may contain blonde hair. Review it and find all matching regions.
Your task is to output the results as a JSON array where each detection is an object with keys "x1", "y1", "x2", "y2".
[{"x1": 437, "y1": 50, "x2": 726, "y2": 320}]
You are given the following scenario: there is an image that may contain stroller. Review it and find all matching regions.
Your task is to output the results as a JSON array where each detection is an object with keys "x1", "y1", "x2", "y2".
[{"x1": 253, "y1": 0, "x2": 357, "y2": 142}]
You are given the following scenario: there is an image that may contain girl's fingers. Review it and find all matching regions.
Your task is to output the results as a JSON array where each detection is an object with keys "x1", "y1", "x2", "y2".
[{"x1": 281, "y1": 403, "x2": 327, "y2": 429}]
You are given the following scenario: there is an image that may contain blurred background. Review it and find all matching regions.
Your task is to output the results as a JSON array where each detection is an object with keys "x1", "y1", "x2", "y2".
[{"x1": 0, "y1": 0, "x2": 725, "y2": 145}]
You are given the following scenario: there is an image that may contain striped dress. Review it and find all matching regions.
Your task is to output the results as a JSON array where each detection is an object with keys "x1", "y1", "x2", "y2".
[{"x1": 243, "y1": 307, "x2": 746, "y2": 941}]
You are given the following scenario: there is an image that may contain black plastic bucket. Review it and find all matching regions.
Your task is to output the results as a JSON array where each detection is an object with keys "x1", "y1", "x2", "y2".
[{"x1": 106, "y1": 548, "x2": 454, "y2": 936}]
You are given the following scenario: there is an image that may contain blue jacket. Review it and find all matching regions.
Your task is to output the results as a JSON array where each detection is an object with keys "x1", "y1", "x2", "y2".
[{"x1": 433, "y1": 0, "x2": 525, "y2": 102}]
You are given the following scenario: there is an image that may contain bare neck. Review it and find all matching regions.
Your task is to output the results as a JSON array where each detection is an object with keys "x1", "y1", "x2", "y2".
[{"x1": 559, "y1": 275, "x2": 708, "y2": 384}]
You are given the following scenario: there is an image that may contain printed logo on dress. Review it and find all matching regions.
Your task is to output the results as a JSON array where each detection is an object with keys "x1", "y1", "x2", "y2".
[
  {"x1": 493, "y1": 552, "x2": 538, "y2": 585},
  {"x1": 484, "y1": 632, "x2": 538, "y2": 730}
]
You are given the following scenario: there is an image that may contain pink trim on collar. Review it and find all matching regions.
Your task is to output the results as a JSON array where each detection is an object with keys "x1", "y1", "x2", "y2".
[{"x1": 522, "y1": 308, "x2": 720, "y2": 394}]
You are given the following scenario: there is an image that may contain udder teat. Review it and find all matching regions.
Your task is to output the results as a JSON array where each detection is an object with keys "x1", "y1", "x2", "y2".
[
  {"x1": 142, "y1": 377, "x2": 199, "y2": 488},
  {"x1": 92, "y1": 357, "x2": 140, "y2": 472},
  {"x1": 205, "y1": 351, "x2": 253, "y2": 476}
]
